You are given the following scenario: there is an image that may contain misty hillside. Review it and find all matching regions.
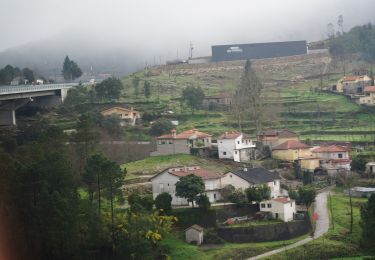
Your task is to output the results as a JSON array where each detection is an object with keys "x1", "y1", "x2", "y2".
[{"x1": 0, "y1": 31, "x2": 146, "y2": 78}]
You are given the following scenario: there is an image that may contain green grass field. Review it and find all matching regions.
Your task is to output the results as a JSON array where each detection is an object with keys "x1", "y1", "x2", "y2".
[{"x1": 119, "y1": 61, "x2": 375, "y2": 144}]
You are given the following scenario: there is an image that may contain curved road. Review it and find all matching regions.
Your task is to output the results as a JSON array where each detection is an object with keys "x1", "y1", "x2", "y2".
[{"x1": 248, "y1": 191, "x2": 330, "y2": 260}]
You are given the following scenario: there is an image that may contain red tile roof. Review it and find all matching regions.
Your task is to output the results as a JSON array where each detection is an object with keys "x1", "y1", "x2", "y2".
[
  {"x1": 169, "y1": 168, "x2": 220, "y2": 180},
  {"x1": 219, "y1": 131, "x2": 242, "y2": 139},
  {"x1": 157, "y1": 129, "x2": 212, "y2": 140},
  {"x1": 272, "y1": 140, "x2": 310, "y2": 150},
  {"x1": 272, "y1": 197, "x2": 293, "y2": 204},
  {"x1": 364, "y1": 86, "x2": 375, "y2": 93},
  {"x1": 343, "y1": 75, "x2": 361, "y2": 82},
  {"x1": 311, "y1": 145, "x2": 349, "y2": 153}
]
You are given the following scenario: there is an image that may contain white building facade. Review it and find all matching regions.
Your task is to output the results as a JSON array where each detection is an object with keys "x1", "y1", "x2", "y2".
[
  {"x1": 218, "y1": 132, "x2": 256, "y2": 162},
  {"x1": 151, "y1": 166, "x2": 222, "y2": 206},
  {"x1": 260, "y1": 198, "x2": 296, "y2": 222}
]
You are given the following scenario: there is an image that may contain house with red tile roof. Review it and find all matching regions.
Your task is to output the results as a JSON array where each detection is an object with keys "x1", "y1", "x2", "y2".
[
  {"x1": 150, "y1": 129, "x2": 212, "y2": 156},
  {"x1": 150, "y1": 166, "x2": 222, "y2": 206},
  {"x1": 335, "y1": 75, "x2": 371, "y2": 94},
  {"x1": 311, "y1": 144, "x2": 351, "y2": 173},
  {"x1": 260, "y1": 198, "x2": 296, "y2": 222},
  {"x1": 257, "y1": 129, "x2": 299, "y2": 149},
  {"x1": 218, "y1": 131, "x2": 256, "y2": 162},
  {"x1": 356, "y1": 86, "x2": 375, "y2": 106},
  {"x1": 272, "y1": 140, "x2": 312, "y2": 161}
]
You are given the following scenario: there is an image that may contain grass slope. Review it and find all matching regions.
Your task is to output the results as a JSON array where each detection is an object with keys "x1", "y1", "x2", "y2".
[{"x1": 161, "y1": 234, "x2": 309, "y2": 260}]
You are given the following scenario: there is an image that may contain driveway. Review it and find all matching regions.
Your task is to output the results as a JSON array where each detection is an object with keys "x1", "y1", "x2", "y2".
[{"x1": 247, "y1": 191, "x2": 330, "y2": 260}]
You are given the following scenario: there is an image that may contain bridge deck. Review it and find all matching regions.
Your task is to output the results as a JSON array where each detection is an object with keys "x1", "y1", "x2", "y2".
[{"x1": 0, "y1": 83, "x2": 78, "y2": 95}]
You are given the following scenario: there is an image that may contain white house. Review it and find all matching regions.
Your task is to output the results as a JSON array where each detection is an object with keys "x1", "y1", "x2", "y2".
[
  {"x1": 218, "y1": 131, "x2": 256, "y2": 162},
  {"x1": 150, "y1": 166, "x2": 222, "y2": 206},
  {"x1": 260, "y1": 198, "x2": 296, "y2": 222},
  {"x1": 221, "y1": 167, "x2": 281, "y2": 198}
]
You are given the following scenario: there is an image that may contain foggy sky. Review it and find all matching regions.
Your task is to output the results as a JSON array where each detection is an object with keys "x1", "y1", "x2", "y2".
[{"x1": 1, "y1": 0, "x2": 375, "y2": 63}]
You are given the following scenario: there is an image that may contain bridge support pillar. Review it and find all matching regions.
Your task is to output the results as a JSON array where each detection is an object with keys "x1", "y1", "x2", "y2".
[
  {"x1": 0, "y1": 99, "x2": 30, "y2": 126},
  {"x1": 0, "y1": 101, "x2": 16, "y2": 126}
]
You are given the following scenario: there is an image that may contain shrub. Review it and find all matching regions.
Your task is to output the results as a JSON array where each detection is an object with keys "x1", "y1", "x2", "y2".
[
  {"x1": 149, "y1": 118, "x2": 173, "y2": 136},
  {"x1": 229, "y1": 189, "x2": 247, "y2": 206},
  {"x1": 196, "y1": 194, "x2": 211, "y2": 210},
  {"x1": 155, "y1": 192, "x2": 172, "y2": 212},
  {"x1": 128, "y1": 193, "x2": 154, "y2": 211}
]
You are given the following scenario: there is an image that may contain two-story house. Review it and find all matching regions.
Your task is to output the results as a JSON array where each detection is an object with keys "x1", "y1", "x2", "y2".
[
  {"x1": 272, "y1": 140, "x2": 311, "y2": 161},
  {"x1": 311, "y1": 144, "x2": 351, "y2": 173},
  {"x1": 218, "y1": 131, "x2": 256, "y2": 162},
  {"x1": 357, "y1": 86, "x2": 375, "y2": 106},
  {"x1": 101, "y1": 106, "x2": 141, "y2": 126},
  {"x1": 257, "y1": 129, "x2": 299, "y2": 149},
  {"x1": 260, "y1": 197, "x2": 296, "y2": 222},
  {"x1": 151, "y1": 129, "x2": 212, "y2": 156},
  {"x1": 335, "y1": 75, "x2": 372, "y2": 94},
  {"x1": 150, "y1": 166, "x2": 222, "y2": 206},
  {"x1": 221, "y1": 167, "x2": 282, "y2": 198}
]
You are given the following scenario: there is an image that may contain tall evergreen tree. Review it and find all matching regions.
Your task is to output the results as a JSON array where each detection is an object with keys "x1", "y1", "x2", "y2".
[
  {"x1": 62, "y1": 56, "x2": 82, "y2": 81},
  {"x1": 234, "y1": 60, "x2": 264, "y2": 132}
]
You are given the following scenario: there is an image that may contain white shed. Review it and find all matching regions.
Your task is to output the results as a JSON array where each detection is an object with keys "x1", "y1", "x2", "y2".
[{"x1": 185, "y1": 224, "x2": 204, "y2": 245}]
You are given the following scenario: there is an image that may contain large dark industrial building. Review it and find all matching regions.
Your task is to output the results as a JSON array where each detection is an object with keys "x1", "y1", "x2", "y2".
[{"x1": 211, "y1": 40, "x2": 307, "y2": 62}]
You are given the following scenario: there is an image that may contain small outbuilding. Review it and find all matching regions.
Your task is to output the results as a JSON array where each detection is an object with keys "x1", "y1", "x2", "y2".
[{"x1": 185, "y1": 224, "x2": 204, "y2": 245}]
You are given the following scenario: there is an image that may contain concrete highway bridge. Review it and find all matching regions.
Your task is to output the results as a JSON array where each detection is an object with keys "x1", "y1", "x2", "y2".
[{"x1": 0, "y1": 83, "x2": 78, "y2": 126}]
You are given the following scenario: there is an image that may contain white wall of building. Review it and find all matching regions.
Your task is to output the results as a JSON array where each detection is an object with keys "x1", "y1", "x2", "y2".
[
  {"x1": 151, "y1": 171, "x2": 222, "y2": 206},
  {"x1": 260, "y1": 200, "x2": 296, "y2": 222}
]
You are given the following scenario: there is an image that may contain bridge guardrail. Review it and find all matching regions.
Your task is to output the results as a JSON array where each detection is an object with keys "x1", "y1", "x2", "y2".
[{"x1": 0, "y1": 83, "x2": 79, "y2": 95}]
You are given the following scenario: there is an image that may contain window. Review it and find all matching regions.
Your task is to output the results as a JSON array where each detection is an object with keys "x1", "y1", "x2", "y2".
[
  {"x1": 237, "y1": 141, "x2": 240, "y2": 144},
  {"x1": 161, "y1": 141, "x2": 166, "y2": 145},
  {"x1": 261, "y1": 203, "x2": 265, "y2": 208},
  {"x1": 235, "y1": 151, "x2": 237, "y2": 154},
  {"x1": 168, "y1": 140, "x2": 173, "y2": 144},
  {"x1": 214, "y1": 194, "x2": 216, "y2": 199},
  {"x1": 267, "y1": 203, "x2": 272, "y2": 208},
  {"x1": 230, "y1": 174, "x2": 232, "y2": 178},
  {"x1": 338, "y1": 153, "x2": 343, "y2": 159},
  {"x1": 223, "y1": 152, "x2": 226, "y2": 155}
]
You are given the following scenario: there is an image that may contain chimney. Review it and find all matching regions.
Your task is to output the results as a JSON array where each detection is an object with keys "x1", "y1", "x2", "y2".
[
  {"x1": 130, "y1": 107, "x2": 133, "y2": 111},
  {"x1": 225, "y1": 131, "x2": 228, "y2": 137},
  {"x1": 171, "y1": 129, "x2": 177, "y2": 138},
  {"x1": 193, "y1": 128, "x2": 198, "y2": 135}
]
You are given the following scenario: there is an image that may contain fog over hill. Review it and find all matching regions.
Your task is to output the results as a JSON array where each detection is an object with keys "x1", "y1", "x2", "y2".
[{"x1": 1, "y1": 0, "x2": 375, "y2": 77}]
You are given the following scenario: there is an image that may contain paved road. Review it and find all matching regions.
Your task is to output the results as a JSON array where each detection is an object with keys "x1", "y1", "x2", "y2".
[{"x1": 248, "y1": 191, "x2": 330, "y2": 260}]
